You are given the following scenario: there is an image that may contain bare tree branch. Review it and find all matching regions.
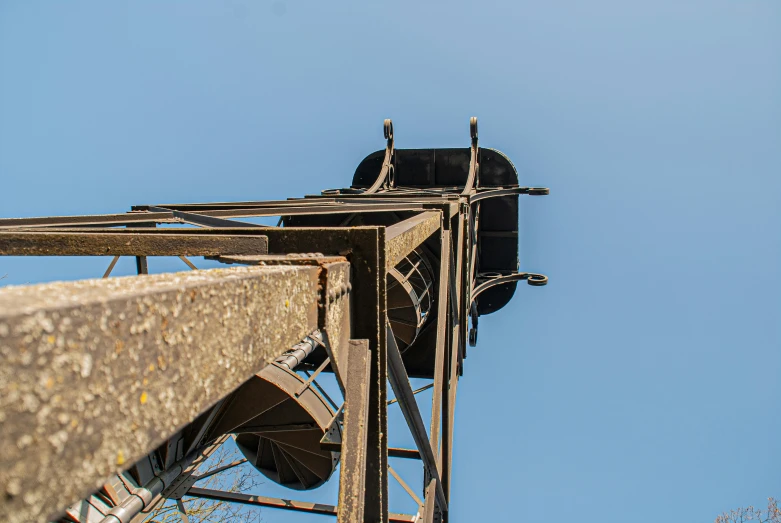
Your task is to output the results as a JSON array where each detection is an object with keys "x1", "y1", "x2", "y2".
[
  {"x1": 716, "y1": 498, "x2": 780, "y2": 523},
  {"x1": 143, "y1": 443, "x2": 262, "y2": 523}
]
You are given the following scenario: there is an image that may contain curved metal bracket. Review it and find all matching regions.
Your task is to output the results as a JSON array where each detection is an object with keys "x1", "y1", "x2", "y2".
[
  {"x1": 364, "y1": 119, "x2": 395, "y2": 194},
  {"x1": 471, "y1": 271, "x2": 548, "y2": 305},
  {"x1": 468, "y1": 302, "x2": 479, "y2": 347},
  {"x1": 469, "y1": 186, "x2": 550, "y2": 204},
  {"x1": 461, "y1": 117, "x2": 480, "y2": 195}
]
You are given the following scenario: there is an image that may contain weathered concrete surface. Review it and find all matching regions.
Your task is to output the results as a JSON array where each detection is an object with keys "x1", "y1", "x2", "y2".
[
  {"x1": 385, "y1": 212, "x2": 441, "y2": 270},
  {"x1": 0, "y1": 265, "x2": 319, "y2": 523},
  {"x1": 320, "y1": 261, "x2": 352, "y2": 390}
]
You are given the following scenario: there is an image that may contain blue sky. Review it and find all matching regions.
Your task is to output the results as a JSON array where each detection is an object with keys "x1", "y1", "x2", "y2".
[{"x1": 1, "y1": 1, "x2": 779, "y2": 522}]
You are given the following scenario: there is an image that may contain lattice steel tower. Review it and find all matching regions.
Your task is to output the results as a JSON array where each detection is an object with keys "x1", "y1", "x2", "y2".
[{"x1": 0, "y1": 118, "x2": 548, "y2": 523}]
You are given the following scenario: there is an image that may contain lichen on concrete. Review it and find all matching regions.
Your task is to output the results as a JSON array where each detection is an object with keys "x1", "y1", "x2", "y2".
[
  {"x1": 385, "y1": 212, "x2": 441, "y2": 270},
  {"x1": 0, "y1": 265, "x2": 319, "y2": 522}
]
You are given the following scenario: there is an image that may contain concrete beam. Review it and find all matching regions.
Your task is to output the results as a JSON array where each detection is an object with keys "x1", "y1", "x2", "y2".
[
  {"x1": 385, "y1": 211, "x2": 441, "y2": 270},
  {"x1": 0, "y1": 264, "x2": 320, "y2": 523}
]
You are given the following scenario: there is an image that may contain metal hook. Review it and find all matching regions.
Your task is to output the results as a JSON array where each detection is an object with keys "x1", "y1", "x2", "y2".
[
  {"x1": 384, "y1": 118, "x2": 393, "y2": 140},
  {"x1": 468, "y1": 301, "x2": 479, "y2": 347},
  {"x1": 461, "y1": 116, "x2": 480, "y2": 195},
  {"x1": 365, "y1": 118, "x2": 395, "y2": 194},
  {"x1": 527, "y1": 273, "x2": 548, "y2": 286},
  {"x1": 470, "y1": 271, "x2": 549, "y2": 306}
]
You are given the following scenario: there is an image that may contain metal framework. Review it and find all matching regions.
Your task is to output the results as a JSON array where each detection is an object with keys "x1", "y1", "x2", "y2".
[{"x1": 0, "y1": 118, "x2": 548, "y2": 523}]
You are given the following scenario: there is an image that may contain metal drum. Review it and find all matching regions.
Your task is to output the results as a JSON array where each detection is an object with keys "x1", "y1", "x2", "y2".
[
  {"x1": 387, "y1": 248, "x2": 435, "y2": 351},
  {"x1": 205, "y1": 363, "x2": 340, "y2": 491}
]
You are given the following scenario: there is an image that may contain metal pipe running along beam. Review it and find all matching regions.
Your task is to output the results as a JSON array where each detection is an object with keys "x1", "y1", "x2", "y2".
[{"x1": 0, "y1": 264, "x2": 324, "y2": 523}]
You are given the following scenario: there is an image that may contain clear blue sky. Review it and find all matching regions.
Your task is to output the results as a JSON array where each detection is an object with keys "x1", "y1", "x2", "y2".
[{"x1": 1, "y1": 1, "x2": 779, "y2": 522}]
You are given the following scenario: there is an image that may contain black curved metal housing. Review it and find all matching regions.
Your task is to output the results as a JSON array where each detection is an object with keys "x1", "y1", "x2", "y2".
[{"x1": 353, "y1": 147, "x2": 522, "y2": 316}]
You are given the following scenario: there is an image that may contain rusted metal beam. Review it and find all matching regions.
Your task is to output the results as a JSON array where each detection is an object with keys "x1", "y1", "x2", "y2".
[
  {"x1": 422, "y1": 227, "x2": 452, "y2": 523},
  {"x1": 387, "y1": 383, "x2": 434, "y2": 405},
  {"x1": 0, "y1": 230, "x2": 268, "y2": 256},
  {"x1": 385, "y1": 325, "x2": 447, "y2": 513},
  {"x1": 134, "y1": 195, "x2": 460, "y2": 211},
  {"x1": 185, "y1": 488, "x2": 416, "y2": 522},
  {"x1": 0, "y1": 212, "x2": 177, "y2": 229},
  {"x1": 218, "y1": 254, "x2": 348, "y2": 266},
  {"x1": 429, "y1": 228, "x2": 451, "y2": 469},
  {"x1": 468, "y1": 186, "x2": 549, "y2": 203},
  {"x1": 441, "y1": 209, "x2": 466, "y2": 516},
  {"x1": 146, "y1": 207, "x2": 268, "y2": 229},
  {"x1": 219, "y1": 226, "x2": 389, "y2": 521},
  {"x1": 388, "y1": 448, "x2": 422, "y2": 460},
  {"x1": 2, "y1": 227, "x2": 270, "y2": 236},
  {"x1": 336, "y1": 340, "x2": 371, "y2": 523},
  {"x1": 200, "y1": 203, "x2": 430, "y2": 218},
  {"x1": 385, "y1": 211, "x2": 441, "y2": 270},
  {"x1": 421, "y1": 479, "x2": 438, "y2": 523},
  {"x1": 0, "y1": 264, "x2": 322, "y2": 523}
]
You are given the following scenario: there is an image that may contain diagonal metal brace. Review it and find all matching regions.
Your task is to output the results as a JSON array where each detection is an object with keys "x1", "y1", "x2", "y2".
[{"x1": 386, "y1": 324, "x2": 448, "y2": 513}]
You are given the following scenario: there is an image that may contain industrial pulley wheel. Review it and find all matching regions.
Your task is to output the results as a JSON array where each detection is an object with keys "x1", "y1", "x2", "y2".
[
  {"x1": 387, "y1": 248, "x2": 435, "y2": 351},
  {"x1": 205, "y1": 363, "x2": 340, "y2": 490}
]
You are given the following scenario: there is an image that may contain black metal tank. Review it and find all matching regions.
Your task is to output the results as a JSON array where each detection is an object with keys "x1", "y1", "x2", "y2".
[{"x1": 352, "y1": 147, "x2": 522, "y2": 316}]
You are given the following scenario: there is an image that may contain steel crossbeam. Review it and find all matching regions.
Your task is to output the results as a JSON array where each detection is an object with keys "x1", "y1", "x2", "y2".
[
  {"x1": 186, "y1": 488, "x2": 417, "y2": 522},
  {"x1": 0, "y1": 229, "x2": 269, "y2": 256},
  {"x1": 386, "y1": 326, "x2": 448, "y2": 513}
]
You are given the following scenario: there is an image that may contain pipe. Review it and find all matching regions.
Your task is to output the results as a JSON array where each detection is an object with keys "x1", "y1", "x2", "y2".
[
  {"x1": 99, "y1": 452, "x2": 198, "y2": 523},
  {"x1": 275, "y1": 330, "x2": 323, "y2": 370}
]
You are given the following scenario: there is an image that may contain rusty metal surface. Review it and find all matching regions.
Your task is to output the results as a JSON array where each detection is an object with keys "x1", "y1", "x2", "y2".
[
  {"x1": 186, "y1": 487, "x2": 416, "y2": 523},
  {"x1": 385, "y1": 211, "x2": 441, "y2": 270},
  {"x1": 168, "y1": 212, "x2": 266, "y2": 229},
  {"x1": 134, "y1": 195, "x2": 454, "y2": 211},
  {"x1": 468, "y1": 186, "x2": 550, "y2": 203},
  {"x1": 429, "y1": 228, "x2": 451, "y2": 471},
  {"x1": 372, "y1": 230, "x2": 389, "y2": 523},
  {"x1": 199, "y1": 202, "x2": 430, "y2": 218},
  {"x1": 386, "y1": 325, "x2": 447, "y2": 512},
  {"x1": 0, "y1": 230, "x2": 269, "y2": 256},
  {"x1": 460, "y1": 117, "x2": 480, "y2": 196},
  {"x1": 230, "y1": 226, "x2": 389, "y2": 521},
  {"x1": 472, "y1": 271, "x2": 548, "y2": 304},
  {"x1": 319, "y1": 261, "x2": 352, "y2": 391},
  {"x1": 228, "y1": 362, "x2": 340, "y2": 491},
  {"x1": 441, "y1": 211, "x2": 466, "y2": 511},
  {"x1": 364, "y1": 119, "x2": 395, "y2": 194},
  {"x1": 0, "y1": 212, "x2": 177, "y2": 229},
  {"x1": 0, "y1": 264, "x2": 320, "y2": 523},
  {"x1": 217, "y1": 254, "x2": 347, "y2": 266},
  {"x1": 336, "y1": 340, "x2": 371, "y2": 523},
  {"x1": 388, "y1": 448, "x2": 422, "y2": 460}
]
